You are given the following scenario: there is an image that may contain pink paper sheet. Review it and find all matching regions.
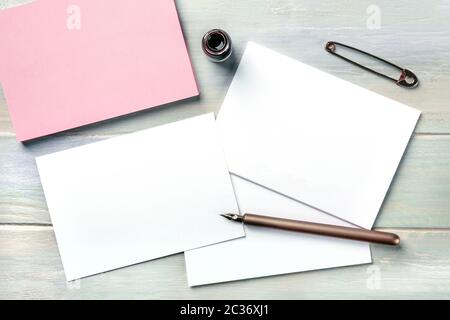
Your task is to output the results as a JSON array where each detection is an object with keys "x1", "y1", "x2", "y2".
[{"x1": 0, "y1": 0, "x2": 198, "y2": 141}]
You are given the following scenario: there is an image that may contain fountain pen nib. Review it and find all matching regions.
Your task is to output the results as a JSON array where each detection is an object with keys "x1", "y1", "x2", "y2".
[{"x1": 220, "y1": 213, "x2": 244, "y2": 222}]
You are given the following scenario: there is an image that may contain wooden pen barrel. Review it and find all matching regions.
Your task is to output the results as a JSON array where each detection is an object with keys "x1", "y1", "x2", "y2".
[{"x1": 243, "y1": 213, "x2": 400, "y2": 246}]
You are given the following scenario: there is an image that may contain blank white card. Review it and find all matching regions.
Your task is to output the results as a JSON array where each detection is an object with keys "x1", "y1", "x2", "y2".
[
  {"x1": 36, "y1": 113, "x2": 244, "y2": 281},
  {"x1": 185, "y1": 175, "x2": 372, "y2": 286},
  {"x1": 185, "y1": 42, "x2": 420, "y2": 286},
  {"x1": 216, "y1": 42, "x2": 420, "y2": 229}
]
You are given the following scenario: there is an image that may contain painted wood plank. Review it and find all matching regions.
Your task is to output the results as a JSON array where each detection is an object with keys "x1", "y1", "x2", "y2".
[
  {"x1": 1, "y1": 134, "x2": 449, "y2": 227},
  {"x1": 0, "y1": 0, "x2": 449, "y2": 301},
  {"x1": 1, "y1": 0, "x2": 450, "y2": 135},
  {"x1": 0, "y1": 226, "x2": 449, "y2": 299}
]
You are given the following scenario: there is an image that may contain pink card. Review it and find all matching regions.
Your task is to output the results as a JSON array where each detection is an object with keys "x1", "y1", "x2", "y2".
[{"x1": 0, "y1": 0, "x2": 198, "y2": 141}]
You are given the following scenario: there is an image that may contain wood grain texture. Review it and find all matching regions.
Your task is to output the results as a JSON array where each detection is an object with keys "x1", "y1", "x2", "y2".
[
  {"x1": 1, "y1": 0, "x2": 450, "y2": 299},
  {"x1": 1, "y1": 134, "x2": 449, "y2": 227},
  {"x1": 1, "y1": 226, "x2": 450, "y2": 300}
]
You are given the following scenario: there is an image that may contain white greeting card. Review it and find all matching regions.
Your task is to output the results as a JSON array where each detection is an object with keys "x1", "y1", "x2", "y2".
[
  {"x1": 185, "y1": 175, "x2": 371, "y2": 286},
  {"x1": 36, "y1": 113, "x2": 244, "y2": 281},
  {"x1": 217, "y1": 42, "x2": 420, "y2": 229}
]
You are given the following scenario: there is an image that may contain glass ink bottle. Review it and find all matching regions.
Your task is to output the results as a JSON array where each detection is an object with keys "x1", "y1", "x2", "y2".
[{"x1": 202, "y1": 29, "x2": 233, "y2": 62}]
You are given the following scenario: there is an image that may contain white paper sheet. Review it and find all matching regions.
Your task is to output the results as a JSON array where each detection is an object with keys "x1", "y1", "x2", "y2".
[
  {"x1": 217, "y1": 42, "x2": 421, "y2": 229},
  {"x1": 185, "y1": 42, "x2": 419, "y2": 286},
  {"x1": 36, "y1": 113, "x2": 244, "y2": 281},
  {"x1": 185, "y1": 175, "x2": 372, "y2": 286}
]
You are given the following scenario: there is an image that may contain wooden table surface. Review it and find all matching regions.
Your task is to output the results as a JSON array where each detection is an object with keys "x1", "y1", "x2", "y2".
[{"x1": 1, "y1": 0, "x2": 450, "y2": 299}]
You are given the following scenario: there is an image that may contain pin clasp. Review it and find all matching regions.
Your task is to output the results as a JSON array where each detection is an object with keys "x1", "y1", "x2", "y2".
[{"x1": 397, "y1": 69, "x2": 419, "y2": 88}]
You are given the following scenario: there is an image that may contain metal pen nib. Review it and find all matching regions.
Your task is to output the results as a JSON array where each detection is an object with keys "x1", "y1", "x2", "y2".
[{"x1": 220, "y1": 213, "x2": 244, "y2": 222}]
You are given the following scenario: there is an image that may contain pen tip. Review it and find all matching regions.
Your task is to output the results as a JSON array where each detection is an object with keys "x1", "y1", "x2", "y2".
[{"x1": 220, "y1": 213, "x2": 244, "y2": 222}]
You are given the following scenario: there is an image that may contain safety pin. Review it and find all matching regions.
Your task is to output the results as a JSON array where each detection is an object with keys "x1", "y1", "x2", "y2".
[{"x1": 325, "y1": 41, "x2": 419, "y2": 88}]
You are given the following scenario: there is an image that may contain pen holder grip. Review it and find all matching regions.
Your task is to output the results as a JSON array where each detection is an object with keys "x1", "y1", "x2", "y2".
[{"x1": 244, "y1": 214, "x2": 400, "y2": 246}]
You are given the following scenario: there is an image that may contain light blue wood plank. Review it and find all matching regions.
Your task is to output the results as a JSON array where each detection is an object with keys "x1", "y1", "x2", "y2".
[
  {"x1": 2, "y1": 134, "x2": 449, "y2": 227},
  {"x1": 1, "y1": 226, "x2": 449, "y2": 299}
]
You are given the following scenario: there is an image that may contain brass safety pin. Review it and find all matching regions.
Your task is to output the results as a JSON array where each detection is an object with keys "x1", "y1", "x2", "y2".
[{"x1": 325, "y1": 41, "x2": 419, "y2": 88}]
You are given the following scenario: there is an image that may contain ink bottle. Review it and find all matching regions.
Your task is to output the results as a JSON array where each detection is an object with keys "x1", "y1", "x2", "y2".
[{"x1": 202, "y1": 29, "x2": 233, "y2": 62}]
